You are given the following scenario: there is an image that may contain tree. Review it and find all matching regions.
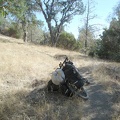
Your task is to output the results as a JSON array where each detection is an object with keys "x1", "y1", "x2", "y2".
[
  {"x1": 35, "y1": 0, "x2": 85, "y2": 46},
  {"x1": 78, "y1": 27, "x2": 95, "y2": 53},
  {"x1": 83, "y1": 1, "x2": 120, "y2": 61},
  {"x1": 56, "y1": 31, "x2": 78, "y2": 50},
  {"x1": 3, "y1": 0, "x2": 41, "y2": 42},
  {"x1": 11, "y1": 0, "x2": 38, "y2": 42},
  {"x1": 80, "y1": 0, "x2": 97, "y2": 53},
  {"x1": 0, "y1": 0, "x2": 11, "y2": 17},
  {"x1": 96, "y1": 19, "x2": 120, "y2": 61},
  {"x1": 114, "y1": 2, "x2": 120, "y2": 20},
  {"x1": 27, "y1": 21, "x2": 44, "y2": 43}
]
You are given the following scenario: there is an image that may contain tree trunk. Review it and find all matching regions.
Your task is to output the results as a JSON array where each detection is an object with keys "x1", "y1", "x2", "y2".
[
  {"x1": 22, "y1": 20, "x2": 28, "y2": 43},
  {"x1": 84, "y1": 0, "x2": 90, "y2": 54},
  {"x1": 23, "y1": 30, "x2": 28, "y2": 42},
  {"x1": 54, "y1": 33, "x2": 60, "y2": 47},
  {"x1": 50, "y1": 33, "x2": 55, "y2": 46},
  {"x1": 31, "y1": 30, "x2": 32, "y2": 42},
  {"x1": 47, "y1": 22, "x2": 56, "y2": 46}
]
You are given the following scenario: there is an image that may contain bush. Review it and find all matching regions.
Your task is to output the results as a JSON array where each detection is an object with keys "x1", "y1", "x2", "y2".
[
  {"x1": 57, "y1": 32, "x2": 80, "y2": 51},
  {"x1": 94, "y1": 37, "x2": 120, "y2": 62},
  {"x1": 7, "y1": 26, "x2": 22, "y2": 38},
  {"x1": 109, "y1": 52, "x2": 120, "y2": 62},
  {"x1": 115, "y1": 53, "x2": 120, "y2": 62}
]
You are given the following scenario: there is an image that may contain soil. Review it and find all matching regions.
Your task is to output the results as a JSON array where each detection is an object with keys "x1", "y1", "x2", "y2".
[{"x1": 79, "y1": 67, "x2": 120, "y2": 120}]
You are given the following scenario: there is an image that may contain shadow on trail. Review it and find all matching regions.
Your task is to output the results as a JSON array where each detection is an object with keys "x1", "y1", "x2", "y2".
[
  {"x1": 26, "y1": 63, "x2": 120, "y2": 120},
  {"x1": 77, "y1": 66, "x2": 120, "y2": 120},
  {"x1": 25, "y1": 81, "x2": 83, "y2": 120},
  {"x1": 82, "y1": 84, "x2": 114, "y2": 120}
]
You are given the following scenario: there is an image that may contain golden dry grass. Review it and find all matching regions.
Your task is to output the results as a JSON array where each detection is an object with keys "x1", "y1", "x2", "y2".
[
  {"x1": 0, "y1": 35, "x2": 120, "y2": 120},
  {"x1": 0, "y1": 35, "x2": 84, "y2": 120}
]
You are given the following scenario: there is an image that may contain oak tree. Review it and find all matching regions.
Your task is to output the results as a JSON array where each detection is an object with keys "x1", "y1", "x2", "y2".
[{"x1": 35, "y1": 0, "x2": 85, "y2": 46}]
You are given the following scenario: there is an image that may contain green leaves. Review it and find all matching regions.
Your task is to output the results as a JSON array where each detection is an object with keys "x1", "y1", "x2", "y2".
[
  {"x1": 36, "y1": 0, "x2": 85, "y2": 46},
  {"x1": 57, "y1": 31, "x2": 78, "y2": 50},
  {"x1": 96, "y1": 16, "x2": 120, "y2": 61},
  {"x1": 0, "y1": 6, "x2": 7, "y2": 18}
]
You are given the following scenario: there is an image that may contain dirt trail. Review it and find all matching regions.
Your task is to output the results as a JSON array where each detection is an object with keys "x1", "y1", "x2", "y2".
[{"x1": 79, "y1": 67, "x2": 120, "y2": 120}]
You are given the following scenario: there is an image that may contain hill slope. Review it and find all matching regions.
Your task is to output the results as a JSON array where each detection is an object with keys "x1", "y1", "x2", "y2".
[{"x1": 0, "y1": 35, "x2": 120, "y2": 120}]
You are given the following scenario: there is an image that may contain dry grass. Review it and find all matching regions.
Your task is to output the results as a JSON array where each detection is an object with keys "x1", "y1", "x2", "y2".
[
  {"x1": 0, "y1": 35, "x2": 84, "y2": 120},
  {"x1": 0, "y1": 35, "x2": 120, "y2": 120},
  {"x1": 92, "y1": 63, "x2": 120, "y2": 91},
  {"x1": 92, "y1": 63, "x2": 120, "y2": 120}
]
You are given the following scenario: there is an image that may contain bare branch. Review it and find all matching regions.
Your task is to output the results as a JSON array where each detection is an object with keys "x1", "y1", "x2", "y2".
[{"x1": 35, "y1": 0, "x2": 84, "y2": 46}]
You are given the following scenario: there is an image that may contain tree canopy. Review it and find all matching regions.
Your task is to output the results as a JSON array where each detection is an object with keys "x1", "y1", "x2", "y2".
[
  {"x1": 95, "y1": 2, "x2": 120, "y2": 61},
  {"x1": 35, "y1": 0, "x2": 85, "y2": 46},
  {"x1": 0, "y1": 0, "x2": 42, "y2": 42}
]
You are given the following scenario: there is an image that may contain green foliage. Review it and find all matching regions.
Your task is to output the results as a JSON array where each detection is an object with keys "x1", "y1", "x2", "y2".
[
  {"x1": 35, "y1": 0, "x2": 85, "y2": 46},
  {"x1": 0, "y1": 15, "x2": 23, "y2": 38},
  {"x1": 56, "y1": 32, "x2": 80, "y2": 51},
  {"x1": 0, "y1": 0, "x2": 43, "y2": 42},
  {"x1": 93, "y1": 2, "x2": 120, "y2": 62},
  {"x1": 27, "y1": 25, "x2": 44, "y2": 43},
  {"x1": 0, "y1": 0, "x2": 15, "y2": 17},
  {"x1": 0, "y1": 17, "x2": 9, "y2": 35},
  {"x1": 7, "y1": 24, "x2": 22, "y2": 38},
  {"x1": 88, "y1": 46, "x2": 96, "y2": 57},
  {"x1": 0, "y1": 8, "x2": 7, "y2": 18},
  {"x1": 95, "y1": 27, "x2": 120, "y2": 62},
  {"x1": 0, "y1": 1, "x2": 6, "y2": 17}
]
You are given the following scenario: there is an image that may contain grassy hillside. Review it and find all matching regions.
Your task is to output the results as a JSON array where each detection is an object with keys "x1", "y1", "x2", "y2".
[{"x1": 0, "y1": 35, "x2": 120, "y2": 120}]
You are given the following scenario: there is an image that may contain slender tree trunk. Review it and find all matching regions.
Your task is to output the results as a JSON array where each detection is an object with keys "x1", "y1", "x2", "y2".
[
  {"x1": 54, "y1": 33, "x2": 60, "y2": 47},
  {"x1": 23, "y1": 31, "x2": 27, "y2": 42},
  {"x1": 85, "y1": 25, "x2": 88, "y2": 48},
  {"x1": 84, "y1": 0, "x2": 89, "y2": 54},
  {"x1": 31, "y1": 30, "x2": 32, "y2": 42},
  {"x1": 47, "y1": 22, "x2": 56, "y2": 46},
  {"x1": 22, "y1": 20, "x2": 28, "y2": 43},
  {"x1": 23, "y1": 27, "x2": 28, "y2": 42}
]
